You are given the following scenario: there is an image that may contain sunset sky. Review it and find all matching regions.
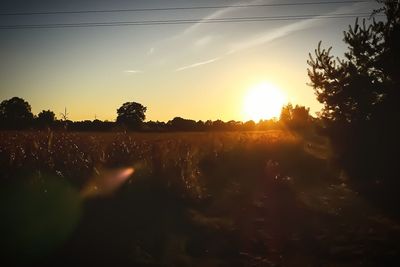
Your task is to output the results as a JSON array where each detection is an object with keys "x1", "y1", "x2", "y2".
[{"x1": 0, "y1": 0, "x2": 380, "y2": 122}]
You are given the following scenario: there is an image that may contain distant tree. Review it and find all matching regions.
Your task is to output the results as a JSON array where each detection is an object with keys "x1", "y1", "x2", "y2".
[
  {"x1": 168, "y1": 117, "x2": 197, "y2": 131},
  {"x1": 65, "y1": 119, "x2": 114, "y2": 132},
  {"x1": 243, "y1": 120, "x2": 256, "y2": 130},
  {"x1": 212, "y1": 120, "x2": 226, "y2": 131},
  {"x1": 226, "y1": 120, "x2": 242, "y2": 131},
  {"x1": 204, "y1": 120, "x2": 213, "y2": 130},
  {"x1": 279, "y1": 103, "x2": 294, "y2": 124},
  {"x1": 291, "y1": 106, "x2": 310, "y2": 126},
  {"x1": 280, "y1": 103, "x2": 311, "y2": 129},
  {"x1": 0, "y1": 97, "x2": 33, "y2": 129},
  {"x1": 37, "y1": 110, "x2": 56, "y2": 128},
  {"x1": 144, "y1": 120, "x2": 166, "y2": 131},
  {"x1": 116, "y1": 101, "x2": 147, "y2": 130},
  {"x1": 196, "y1": 120, "x2": 206, "y2": 131},
  {"x1": 258, "y1": 119, "x2": 279, "y2": 130},
  {"x1": 307, "y1": 1, "x2": 400, "y2": 209}
]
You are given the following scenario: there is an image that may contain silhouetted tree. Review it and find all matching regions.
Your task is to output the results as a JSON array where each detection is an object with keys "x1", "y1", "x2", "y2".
[
  {"x1": 227, "y1": 120, "x2": 242, "y2": 131},
  {"x1": 144, "y1": 120, "x2": 166, "y2": 131},
  {"x1": 66, "y1": 119, "x2": 114, "y2": 131},
  {"x1": 196, "y1": 120, "x2": 206, "y2": 131},
  {"x1": 116, "y1": 101, "x2": 147, "y2": 130},
  {"x1": 212, "y1": 120, "x2": 226, "y2": 131},
  {"x1": 0, "y1": 97, "x2": 33, "y2": 129},
  {"x1": 280, "y1": 103, "x2": 294, "y2": 124},
  {"x1": 291, "y1": 105, "x2": 310, "y2": 127},
  {"x1": 307, "y1": 1, "x2": 400, "y2": 210},
  {"x1": 280, "y1": 103, "x2": 311, "y2": 129},
  {"x1": 204, "y1": 120, "x2": 213, "y2": 130},
  {"x1": 243, "y1": 120, "x2": 256, "y2": 130},
  {"x1": 258, "y1": 119, "x2": 279, "y2": 130},
  {"x1": 37, "y1": 110, "x2": 56, "y2": 128},
  {"x1": 168, "y1": 117, "x2": 197, "y2": 131}
]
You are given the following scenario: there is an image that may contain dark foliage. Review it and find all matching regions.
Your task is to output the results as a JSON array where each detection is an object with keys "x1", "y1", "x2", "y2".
[
  {"x1": 1, "y1": 131, "x2": 399, "y2": 266},
  {"x1": 0, "y1": 96, "x2": 313, "y2": 132},
  {"x1": 116, "y1": 101, "x2": 147, "y2": 130},
  {"x1": 307, "y1": 0, "x2": 400, "y2": 211},
  {"x1": 280, "y1": 103, "x2": 312, "y2": 130},
  {"x1": 36, "y1": 110, "x2": 56, "y2": 129},
  {"x1": 69, "y1": 120, "x2": 115, "y2": 132},
  {"x1": 167, "y1": 117, "x2": 198, "y2": 131},
  {"x1": 0, "y1": 97, "x2": 34, "y2": 129}
]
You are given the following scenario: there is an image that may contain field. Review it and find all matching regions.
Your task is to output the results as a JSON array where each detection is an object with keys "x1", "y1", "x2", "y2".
[{"x1": 1, "y1": 130, "x2": 399, "y2": 266}]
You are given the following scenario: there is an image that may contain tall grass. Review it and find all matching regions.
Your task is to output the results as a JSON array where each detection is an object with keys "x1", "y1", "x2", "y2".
[{"x1": 0, "y1": 130, "x2": 398, "y2": 266}]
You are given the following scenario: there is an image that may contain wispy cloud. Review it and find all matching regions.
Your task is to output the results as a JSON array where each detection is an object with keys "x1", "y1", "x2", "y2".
[
  {"x1": 177, "y1": 1, "x2": 367, "y2": 72},
  {"x1": 124, "y1": 70, "x2": 143, "y2": 74},
  {"x1": 175, "y1": 17, "x2": 315, "y2": 72},
  {"x1": 150, "y1": 0, "x2": 267, "y2": 71},
  {"x1": 147, "y1": 47, "x2": 155, "y2": 55},
  {"x1": 175, "y1": 57, "x2": 221, "y2": 72},
  {"x1": 228, "y1": 1, "x2": 366, "y2": 54},
  {"x1": 195, "y1": 35, "x2": 214, "y2": 47},
  {"x1": 228, "y1": 19, "x2": 314, "y2": 54},
  {"x1": 163, "y1": 0, "x2": 369, "y2": 74},
  {"x1": 183, "y1": 0, "x2": 265, "y2": 35}
]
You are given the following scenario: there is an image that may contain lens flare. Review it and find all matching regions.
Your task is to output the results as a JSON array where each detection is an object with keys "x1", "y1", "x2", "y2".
[{"x1": 81, "y1": 167, "x2": 134, "y2": 198}]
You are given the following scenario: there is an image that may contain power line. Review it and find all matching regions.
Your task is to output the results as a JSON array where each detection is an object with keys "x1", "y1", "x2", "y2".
[
  {"x1": 0, "y1": 1, "x2": 373, "y2": 16},
  {"x1": 0, "y1": 13, "x2": 379, "y2": 30},
  {"x1": 0, "y1": 13, "x2": 378, "y2": 30}
]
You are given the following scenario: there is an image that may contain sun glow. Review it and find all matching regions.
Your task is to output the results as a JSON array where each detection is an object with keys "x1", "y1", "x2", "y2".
[{"x1": 243, "y1": 82, "x2": 286, "y2": 121}]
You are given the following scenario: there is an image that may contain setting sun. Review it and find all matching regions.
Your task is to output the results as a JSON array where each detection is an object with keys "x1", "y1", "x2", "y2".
[{"x1": 243, "y1": 82, "x2": 286, "y2": 122}]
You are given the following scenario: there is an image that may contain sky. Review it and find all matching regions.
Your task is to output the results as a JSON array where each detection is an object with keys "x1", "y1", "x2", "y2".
[{"x1": 0, "y1": 0, "x2": 380, "y2": 122}]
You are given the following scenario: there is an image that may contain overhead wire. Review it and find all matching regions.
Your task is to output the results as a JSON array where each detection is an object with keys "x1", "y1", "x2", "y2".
[
  {"x1": 0, "y1": 1, "x2": 373, "y2": 16},
  {"x1": 0, "y1": 1, "x2": 379, "y2": 30},
  {"x1": 0, "y1": 13, "x2": 380, "y2": 30}
]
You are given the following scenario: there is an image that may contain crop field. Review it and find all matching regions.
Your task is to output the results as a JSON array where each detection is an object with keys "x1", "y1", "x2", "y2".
[{"x1": 1, "y1": 130, "x2": 399, "y2": 266}]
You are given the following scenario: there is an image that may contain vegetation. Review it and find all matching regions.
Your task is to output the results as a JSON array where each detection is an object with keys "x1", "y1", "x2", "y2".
[
  {"x1": 37, "y1": 110, "x2": 56, "y2": 128},
  {"x1": 116, "y1": 101, "x2": 147, "y2": 130},
  {"x1": 307, "y1": 0, "x2": 400, "y2": 211},
  {"x1": 0, "y1": 97, "x2": 34, "y2": 129},
  {"x1": 1, "y1": 131, "x2": 399, "y2": 266},
  {"x1": 280, "y1": 103, "x2": 312, "y2": 130},
  {"x1": 0, "y1": 97, "x2": 312, "y2": 132}
]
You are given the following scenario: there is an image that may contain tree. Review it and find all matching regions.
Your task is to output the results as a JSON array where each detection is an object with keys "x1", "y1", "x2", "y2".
[
  {"x1": 307, "y1": 1, "x2": 400, "y2": 208},
  {"x1": 167, "y1": 117, "x2": 197, "y2": 131},
  {"x1": 145, "y1": 120, "x2": 166, "y2": 131},
  {"x1": 243, "y1": 120, "x2": 256, "y2": 130},
  {"x1": 116, "y1": 101, "x2": 147, "y2": 129},
  {"x1": 212, "y1": 120, "x2": 226, "y2": 131},
  {"x1": 280, "y1": 103, "x2": 311, "y2": 129},
  {"x1": 37, "y1": 110, "x2": 56, "y2": 128},
  {"x1": 0, "y1": 97, "x2": 33, "y2": 129},
  {"x1": 291, "y1": 105, "x2": 310, "y2": 127},
  {"x1": 279, "y1": 103, "x2": 294, "y2": 124}
]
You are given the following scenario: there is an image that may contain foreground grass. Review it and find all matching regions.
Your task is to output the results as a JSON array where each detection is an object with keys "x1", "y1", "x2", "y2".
[{"x1": 0, "y1": 130, "x2": 399, "y2": 266}]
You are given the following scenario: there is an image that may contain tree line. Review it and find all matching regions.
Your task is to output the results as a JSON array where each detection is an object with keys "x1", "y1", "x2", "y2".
[{"x1": 0, "y1": 96, "x2": 313, "y2": 132}]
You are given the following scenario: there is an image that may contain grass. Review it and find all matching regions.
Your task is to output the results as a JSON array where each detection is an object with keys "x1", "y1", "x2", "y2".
[{"x1": 0, "y1": 130, "x2": 399, "y2": 266}]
